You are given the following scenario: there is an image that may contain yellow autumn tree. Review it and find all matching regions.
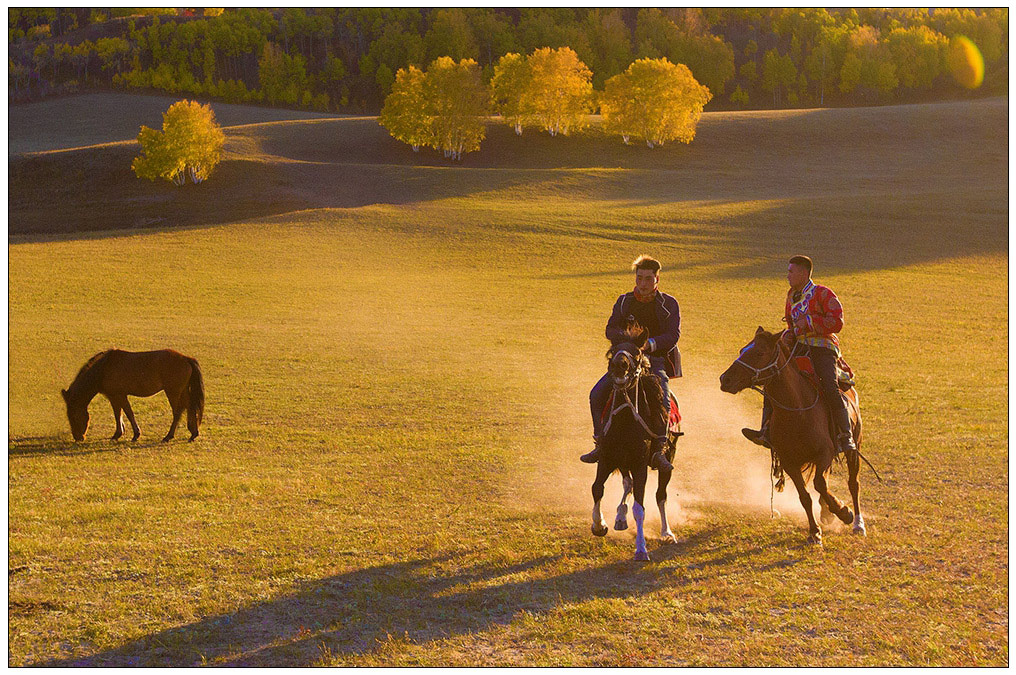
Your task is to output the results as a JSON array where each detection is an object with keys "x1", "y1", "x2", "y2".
[
  {"x1": 600, "y1": 58, "x2": 712, "y2": 148},
  {"x1": 489, "y1": 52, "x2": 533, "y2": 135},
  {"x1": 378, "y1": 65, "x2": 431, "y2": 151},
  {"x1": 132, "y1": 100, "x2": 225, "y2": 185},
  {"x1": 423, "y1": 57, "x2": 488, "y2": 160},
  {"x1": 380, "y1": 57, "x2": 487, "y2": 160},
  {"x1": 525, "y1": 47, "x2": 594, "y2": 136}
]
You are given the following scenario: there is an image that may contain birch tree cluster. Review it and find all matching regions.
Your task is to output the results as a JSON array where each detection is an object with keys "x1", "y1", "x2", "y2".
[
  {"x1": 383, "y1": 48, "x2": 713, "y2": 158},
  {"x1": 600, "y1": 59, "x2": 713, "y2": 148},
  {"x1": 132, "y1": 100, "x2": 226, "y2": 186},
  {"x1": 490, "y1": 47, "x2": 594, "y2": 137},
  {"x1": 379, "y1": 57, "x2": 487, "y2": 160}
]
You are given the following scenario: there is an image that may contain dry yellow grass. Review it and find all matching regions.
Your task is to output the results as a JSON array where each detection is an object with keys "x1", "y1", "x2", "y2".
[{"x1": 8, "y1": 95, "x2": 1008, "y2": 666}]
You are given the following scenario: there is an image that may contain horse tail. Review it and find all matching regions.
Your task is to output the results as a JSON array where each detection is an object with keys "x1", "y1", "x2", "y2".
[{"x1": 187, "y1": 358, "x2": 205, "y2": 425}]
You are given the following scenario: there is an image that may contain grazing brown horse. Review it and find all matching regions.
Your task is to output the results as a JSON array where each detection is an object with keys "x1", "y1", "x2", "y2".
[
  {"x1": 719, "y1": 327, "x2": 865, "y2": 545},
  {"x1": 61, "y1": 349, "x2": 204, "y2": 443}
]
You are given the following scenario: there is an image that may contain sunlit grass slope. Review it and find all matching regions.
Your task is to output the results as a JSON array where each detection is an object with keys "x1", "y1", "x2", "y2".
[{"x1": 8, "y1": 96, "x2": 1008, "y2": 666}]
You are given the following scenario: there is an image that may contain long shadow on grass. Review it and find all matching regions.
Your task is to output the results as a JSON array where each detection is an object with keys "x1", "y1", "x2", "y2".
[
  {"x1": 7, "y1": 435, "x2": 120, "y2": 459},
  {"x1": 31, "y1": 525, "x2": 789, "y2": 667},
  {"x1": 7, "y1": 434, "x2": 177, "y2": 459}
]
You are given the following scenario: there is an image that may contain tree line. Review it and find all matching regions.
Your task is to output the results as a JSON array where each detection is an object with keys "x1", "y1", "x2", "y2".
[
  {"x1": 9, "y1": 8, "x2": 1008, "y2": 111},
  {"x1": 380, "y1": 49, "x2": 712, "y2": 159}
]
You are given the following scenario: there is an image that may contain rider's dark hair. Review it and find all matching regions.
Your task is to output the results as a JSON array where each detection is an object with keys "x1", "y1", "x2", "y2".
[
  {"x1": 789, "y1": 255, "x2": 813, "y2": 274},
  {"x1": 632, "y1": 254, "x2": 661, "y2": 274}
]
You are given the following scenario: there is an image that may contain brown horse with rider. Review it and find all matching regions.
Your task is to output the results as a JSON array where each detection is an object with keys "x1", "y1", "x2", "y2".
[{"x1": 720, "y1": 256, "x2": 871, "y2": 544}]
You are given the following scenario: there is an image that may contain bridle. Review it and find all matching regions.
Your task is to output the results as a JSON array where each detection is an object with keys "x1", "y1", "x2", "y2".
[
  {"x1": 602, "y1": 346, "x2": 667, "y2": 440},
  {"x1": 733, "y1": 336, "x2": 821, "y2": 412}
]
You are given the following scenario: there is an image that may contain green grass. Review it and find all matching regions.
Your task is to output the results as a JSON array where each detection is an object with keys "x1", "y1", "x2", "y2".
[{"x1": 8, "y1": 96, "x2": 1008, "y2": 666}]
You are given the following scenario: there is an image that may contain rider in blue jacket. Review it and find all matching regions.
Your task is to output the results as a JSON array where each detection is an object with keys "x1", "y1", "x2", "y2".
[{"x1": 581, "y1": 255, "x2": 681, "y2": 471}]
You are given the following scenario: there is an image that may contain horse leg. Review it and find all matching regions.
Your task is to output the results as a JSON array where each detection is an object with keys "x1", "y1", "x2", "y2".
[
  {"x1": 656, "y1": 468, "x2": 676, "y2": 543},
  {"x1": 162, "y1": 387, "x2": 184, "y2": 442},
  {"x1": 122, "y1": 398, "x2": 141, "y2": 441},
  {"x1": 632, "y1": 464, "x2": 650, "y2": 561},
  {"x1": 814, "y1": 468, "x2": 853, "y2": 526},
  {"x1": 614, "y1": 472, "x2": 632, "y2": 531},
  {"x1": 786, "y1": 465, "x2": 822, "y2": 546},
  {"x1": 819, "y1": 497, "x2": 834, "y2": 526},
  {"x1": 591, "y1": 461, "x2": 612, "y2": 537},
  {"x1": 847, "y1": 441, "x2": 865, "y2": 536},
  {"x1": 108, "y1": 395, "x2": 125, "y2": 440}
]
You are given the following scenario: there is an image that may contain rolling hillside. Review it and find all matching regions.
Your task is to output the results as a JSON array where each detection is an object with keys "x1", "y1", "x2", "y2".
[{"x1": 8, "y1": 93, "x2": 1009, "y2": 667}]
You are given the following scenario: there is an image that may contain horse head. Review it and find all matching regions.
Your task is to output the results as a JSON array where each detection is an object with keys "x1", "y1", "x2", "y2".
[
  {"x1": 719, "y1": 326, "x2": 784, "y2": 394},
  {"x1": 61, "y1": 388, "x2": 89, "y2": 441},
  {"x1": 607, "y1": 321, "x2": 650, "y2": 390}
]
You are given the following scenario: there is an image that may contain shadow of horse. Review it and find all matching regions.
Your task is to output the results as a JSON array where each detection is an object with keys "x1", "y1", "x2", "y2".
[
  {"x1": 8, "y1": 435, "x2": 115, "y2": 459},
  {"x1": 29, "y1": 527, "x2": 759, "y2": 667},
  {"x1": 7, "y1": 434, "x2": 170, "y2": 459}
]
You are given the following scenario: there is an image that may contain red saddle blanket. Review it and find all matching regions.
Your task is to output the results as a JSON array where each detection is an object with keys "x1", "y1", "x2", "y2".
[
  {"x1": 793, "y1": 356, "x2": 856, "y2": 391},
  {"x1": 601, "y1": 390, "x2": 682, "y2": 435}
]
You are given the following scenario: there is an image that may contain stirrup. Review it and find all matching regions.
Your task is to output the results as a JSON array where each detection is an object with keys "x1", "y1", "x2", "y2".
[{"x1": 741, "y1": 427, "x2": 771, "y2": 449}]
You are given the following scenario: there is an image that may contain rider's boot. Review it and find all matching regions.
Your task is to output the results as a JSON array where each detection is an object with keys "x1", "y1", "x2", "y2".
[
  {"x1": 742, "y1": 403, "x2": 772, "y2": 448},
  {"x1": 650, "y1": 449, "x2": 673, "y2": 472},
  {"x1": 832, "y1": 400, "x2": 856, "y2": 456},
  {"x1": 741, "y1": 425, "x2": 771, "y2": 449},
  {"x1": 580, "y1": 436, "x2": 603, "y2": 464},
  {"x1": 836, "y1": 430, "x2": 857, "y2": 456}
]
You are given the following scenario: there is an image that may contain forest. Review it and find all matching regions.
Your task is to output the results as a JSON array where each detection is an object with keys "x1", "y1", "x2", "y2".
[{"x1": 8, "y1": 8, "x2": 1009, "y2": 112}]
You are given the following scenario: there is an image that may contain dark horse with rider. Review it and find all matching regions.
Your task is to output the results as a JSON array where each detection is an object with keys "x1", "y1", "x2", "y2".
[{"x1": 582, "y1": 255, "x2": 683, "y2": 560}]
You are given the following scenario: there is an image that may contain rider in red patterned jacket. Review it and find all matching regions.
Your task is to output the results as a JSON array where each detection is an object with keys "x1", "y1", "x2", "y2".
[{"x1": 742, "y1": 255, "x2": 857, "y2": 457}]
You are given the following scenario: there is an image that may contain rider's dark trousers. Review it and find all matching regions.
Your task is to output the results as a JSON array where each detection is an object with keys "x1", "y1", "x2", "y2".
[
  {"x1": 760, "y1": 345, "x2": 850, "y2": 436},
  {"x1": 810, "y1": 345, "x2": 852, "y2": 436}
]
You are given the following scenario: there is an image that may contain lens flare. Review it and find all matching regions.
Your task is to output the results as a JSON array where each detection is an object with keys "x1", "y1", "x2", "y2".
[{"x1": 948, "y1": 35, "x2": 985, "y2": 89}]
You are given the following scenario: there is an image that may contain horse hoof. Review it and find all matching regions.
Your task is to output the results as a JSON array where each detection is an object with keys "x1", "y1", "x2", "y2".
[
  {"x1": 189, "y1": 435, "x2": 198, "y2": 442},
  {"x1": 634, "y1": 550, "x2": 651, "y2": 562},
  {"x1": 838, "y1": 508, "x2": 854, "y2": 525},
  {"x1": 853, "y1": 524, "x2": 867, "y2": 537},
  {"x1": 661, "y1": 532, "x2": 676, "y2": 544},
  {"x1": 592, "y1": 523, "x2": 608, "y2": 537},
  {"x1": 614, "y1": 518, "x2": 628, "y2": 531},
  {"x1": 806, "y1": 533, "x2": 823, "y2": 546},
  {"x1": 131, "y1": 435, "x2": 140, "y2": 442},
  {"x1": 161, "y1": 436, "x2": 173, "y2": 443}
]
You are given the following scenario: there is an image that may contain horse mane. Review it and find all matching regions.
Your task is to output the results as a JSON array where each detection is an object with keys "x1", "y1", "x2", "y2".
[
  {"x1": 623, "y1": 321, "x2": 646, "y2": 342},
  {"x1": 68, "y1": 350, "x2": 115, "y2": 396},
  {"x1": 606, "y1": 322, "x2": 647, "y2": 359}
]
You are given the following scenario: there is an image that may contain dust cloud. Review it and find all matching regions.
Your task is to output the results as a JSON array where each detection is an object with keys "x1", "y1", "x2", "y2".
[{"x1": 530, "y1": 369, "x2": 819, "y2": 536}]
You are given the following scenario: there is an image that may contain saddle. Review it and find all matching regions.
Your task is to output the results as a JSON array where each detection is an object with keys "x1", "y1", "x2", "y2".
[
  {"x1": 601, "y1": 389, "x2": 682, "y2": 436},
  {"x1": 793, "y1": 355, "x2": 855, "y2": 392}
]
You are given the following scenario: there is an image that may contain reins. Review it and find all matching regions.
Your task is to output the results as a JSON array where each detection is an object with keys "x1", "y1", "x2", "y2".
[
  {"x1": 601, "y1": 352, "x2": 668, "y2": 442},
  {"x1": 737, "y1": 335, "x2": 884, "y2": 485},
  {"x1": 735, "y1": 339, "x2": 822, "y2": 413}
]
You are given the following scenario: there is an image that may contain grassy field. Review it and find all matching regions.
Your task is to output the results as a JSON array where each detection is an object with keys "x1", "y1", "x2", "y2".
[{"x1": 8, "y1": 94, "x2": 1008, "y2": 666}]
